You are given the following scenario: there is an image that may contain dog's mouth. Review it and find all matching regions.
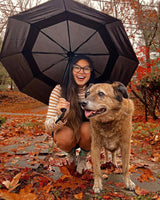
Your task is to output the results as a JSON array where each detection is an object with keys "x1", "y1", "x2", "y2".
[{"x1": 85, "y1": 108, "x2": 107, "y2": 118}]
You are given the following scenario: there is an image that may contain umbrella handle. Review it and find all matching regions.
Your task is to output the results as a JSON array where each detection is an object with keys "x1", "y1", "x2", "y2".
[{"x1": 55, "y1": 108, "x2": 67, "y2": 124}]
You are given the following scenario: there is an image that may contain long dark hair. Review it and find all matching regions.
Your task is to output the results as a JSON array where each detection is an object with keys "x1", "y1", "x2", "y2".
[{"x1": 61, "y1": 55, "x2": 95, "y2": 141}]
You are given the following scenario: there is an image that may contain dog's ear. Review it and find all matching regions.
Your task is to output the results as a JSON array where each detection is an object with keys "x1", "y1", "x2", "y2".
[
  {"x1": 86, "y1": 83, "x2": 94, "y2": 90},
  {"x1": 85, "y1": 83, "x2": 94, "y2": 98},
  {"x1": 112, "y1": 82, "x2": 128, "y2": 102}
]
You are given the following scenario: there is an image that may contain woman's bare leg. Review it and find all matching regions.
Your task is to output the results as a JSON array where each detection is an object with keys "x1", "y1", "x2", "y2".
[
  {"x1": 54, "y1": 126, "x2": 77, "y2": 152},
  {"x1": 78, "y1": 122, "x2": 91, "y2": 151}
]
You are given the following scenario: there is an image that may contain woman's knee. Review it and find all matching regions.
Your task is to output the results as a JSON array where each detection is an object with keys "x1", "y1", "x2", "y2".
[
  {"x1": 80, "y1": 122, "x2": 91, "y2": 140},
  {"x1": 54, "y1": 126, "x2": 76, "y2": 152}
]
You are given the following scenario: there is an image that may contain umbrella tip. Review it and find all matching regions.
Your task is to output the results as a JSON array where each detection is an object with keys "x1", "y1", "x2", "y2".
[{"x1": 67, "y1": 51, "x2": 75, "y2": 61}]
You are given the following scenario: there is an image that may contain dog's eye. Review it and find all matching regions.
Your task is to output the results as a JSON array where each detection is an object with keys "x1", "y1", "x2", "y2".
[
  {"x1": 85, "y1": 91, "x2": 90, "y2": 98},
  {"x1": 98, "y1": 91, "x2": 105, "y2": 97}
]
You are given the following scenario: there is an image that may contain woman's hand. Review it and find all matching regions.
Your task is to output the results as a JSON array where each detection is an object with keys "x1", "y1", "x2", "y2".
[{"x1": 57, "y1": 98, "x2": 70, "y2": 119}]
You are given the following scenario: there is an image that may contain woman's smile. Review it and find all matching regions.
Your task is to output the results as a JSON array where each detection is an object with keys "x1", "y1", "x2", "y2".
[{"x1": 72, "y1": 59, "x2": 91, "y2": 86}]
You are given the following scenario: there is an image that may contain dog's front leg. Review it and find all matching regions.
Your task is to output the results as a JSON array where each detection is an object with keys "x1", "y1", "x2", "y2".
[
  {"x1": 91, "y1": 133, "x2": 102, "y2": 193},
  {"x1": 112, "y1": 151, "x2": 117, "y2": 167},
  {"x1": 121, "y1": 142, "x2": 135, "y2": 190}
]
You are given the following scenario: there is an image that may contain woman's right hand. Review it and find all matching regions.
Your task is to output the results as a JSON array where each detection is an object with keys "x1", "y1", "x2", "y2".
[{"x1": 57, "y1": 98, "x2": 70, "y2": 119}]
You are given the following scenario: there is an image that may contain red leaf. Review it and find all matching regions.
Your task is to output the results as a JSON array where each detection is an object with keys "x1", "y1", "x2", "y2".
[
  {"x1": 103, "y1": 195, "x2": 111, "y2": 199},
  {"x1": 108, "y1": 191, "x2": 126, "y2": 198}
]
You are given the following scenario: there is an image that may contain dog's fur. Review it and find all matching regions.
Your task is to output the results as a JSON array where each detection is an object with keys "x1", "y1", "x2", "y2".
[{"x1": 81, "y1": 82, "x2": 135, "y2": 193}]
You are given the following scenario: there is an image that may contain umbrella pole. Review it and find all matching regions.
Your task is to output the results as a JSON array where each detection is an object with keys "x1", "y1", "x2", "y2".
[{"x1": 55, "y1": 54, "x2": 74, "y2": 124}]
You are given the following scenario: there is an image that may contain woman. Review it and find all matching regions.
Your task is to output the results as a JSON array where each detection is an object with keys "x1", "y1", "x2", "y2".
[{"x1": 45, "y1": 55, "x2": 95, "y2": 173}]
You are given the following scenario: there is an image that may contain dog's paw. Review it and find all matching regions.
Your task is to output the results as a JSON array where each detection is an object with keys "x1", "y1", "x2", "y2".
[
  {"x1": 125, "y1": 180, "x2": 135, "y2": 191},
  {"x1": 93, "y1": 178, "x2": 103, "y2": 193}
]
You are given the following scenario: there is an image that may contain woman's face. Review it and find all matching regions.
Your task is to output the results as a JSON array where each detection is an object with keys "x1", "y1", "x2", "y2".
[{"x1": 72, "y1": 59, "x2": 91, "y2": 86}]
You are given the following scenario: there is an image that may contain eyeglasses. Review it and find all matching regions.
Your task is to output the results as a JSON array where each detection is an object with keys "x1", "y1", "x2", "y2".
[{"x1": 73, "y1": 64, "x2": 91, "y2": 74}]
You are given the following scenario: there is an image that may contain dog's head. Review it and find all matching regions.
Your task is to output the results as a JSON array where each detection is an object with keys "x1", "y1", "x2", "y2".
[{"x1": 81, "y1": 82, "x2": 128, "y2": 121}]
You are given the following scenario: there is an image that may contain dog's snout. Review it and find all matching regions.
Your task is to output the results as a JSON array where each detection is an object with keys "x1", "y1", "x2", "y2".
[{"x1": 81, "y1": 100, "x2": 88, "y2": 108}]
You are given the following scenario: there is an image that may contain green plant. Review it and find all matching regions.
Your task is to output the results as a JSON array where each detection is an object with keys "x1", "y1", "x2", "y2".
[{"x1": 0, "y1": 116, "x2": 6, "y2": 127}]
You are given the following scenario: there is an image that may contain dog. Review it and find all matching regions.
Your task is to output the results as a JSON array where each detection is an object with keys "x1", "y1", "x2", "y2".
[{"x1": 81, "y1": 82, "x2": 135, "y2": 193}]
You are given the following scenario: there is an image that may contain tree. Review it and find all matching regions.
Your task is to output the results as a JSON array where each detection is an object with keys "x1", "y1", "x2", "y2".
[
  {"x1": 128, "y1": 0, "x2": 160, "y2": 120},
  {"x1": 0, "y1": 36, "x2": 13, "y2": 90},
  {"x1": 0, "y1": 0, "x2": 47, "y2": 90},
  {"x1": 0, "y1": 0, "x2": 46, "y2": 36},
  {"x1": 89, "y1": 0, "x2": 160, "y2": 120}
]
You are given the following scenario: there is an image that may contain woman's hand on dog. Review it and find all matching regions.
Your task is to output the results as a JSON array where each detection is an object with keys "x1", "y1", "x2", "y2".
[{"x1": 57, "y1": 98, "x2": 70, "y2": 119}]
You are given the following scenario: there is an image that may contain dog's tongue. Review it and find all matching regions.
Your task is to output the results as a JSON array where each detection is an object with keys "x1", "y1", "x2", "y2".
[
  {"x1": 85, "y1": 110, "x2": 91, "y2": 118},
  {"x1": 85, "y1": 110, "x2": 95, "y2": 118}
]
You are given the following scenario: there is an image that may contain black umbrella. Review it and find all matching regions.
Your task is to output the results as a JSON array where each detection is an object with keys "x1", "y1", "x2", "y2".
[{"x1": 0, "y1": 0, "x2": 138, "y2": 105}]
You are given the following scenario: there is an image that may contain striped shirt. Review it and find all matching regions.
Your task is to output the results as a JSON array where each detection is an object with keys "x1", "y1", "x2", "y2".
[{"x1": 45, "y1": 84, "x2": 86, "y2": 132}]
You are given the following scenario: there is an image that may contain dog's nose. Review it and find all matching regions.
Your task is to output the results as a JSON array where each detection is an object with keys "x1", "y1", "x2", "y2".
[{"x1": 81, "y1": 100, "x2": 88, "y2": 108}]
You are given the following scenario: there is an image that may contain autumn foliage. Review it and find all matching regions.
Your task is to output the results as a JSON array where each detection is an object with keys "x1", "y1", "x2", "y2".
[{"x1": 0, "y1": 91, "x2": 160, "y2": 199}]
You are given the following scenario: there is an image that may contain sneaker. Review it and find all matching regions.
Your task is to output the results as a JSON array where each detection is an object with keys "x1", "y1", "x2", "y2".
[
  {"x1": 67, "y1": 148, "x2": 77, "y2": 165},
  {"x1": 76, "y1": 150, "x2": 88, "y2": 174}
]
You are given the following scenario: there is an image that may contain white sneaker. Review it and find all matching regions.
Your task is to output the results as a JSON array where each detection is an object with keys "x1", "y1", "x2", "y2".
[
  {"x1": 67, "y1": 151, "x2": 76, "y2": 165},
  {"x1": 76, "y1": 153, "x2": 88, "y2": 174}
]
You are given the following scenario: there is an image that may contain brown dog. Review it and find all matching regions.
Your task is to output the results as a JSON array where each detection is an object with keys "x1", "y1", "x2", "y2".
[{"x1": 81, "y1": 82, "x2": 135, "y2": 193}]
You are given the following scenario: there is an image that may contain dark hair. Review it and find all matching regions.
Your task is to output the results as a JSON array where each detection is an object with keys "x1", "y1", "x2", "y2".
[{"x1": 61, "y1": 55, "x2": 95, "y2": 141}]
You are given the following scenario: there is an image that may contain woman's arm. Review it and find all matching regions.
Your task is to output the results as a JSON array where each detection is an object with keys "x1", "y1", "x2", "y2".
[{"x1": 45, "y1": 85, "x2": 67, "y2": 132}]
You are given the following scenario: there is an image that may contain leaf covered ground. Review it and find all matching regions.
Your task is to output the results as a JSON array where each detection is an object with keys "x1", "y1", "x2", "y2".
[{"x1": 0, "y1": 91, "x2": 160, "y2": 200}]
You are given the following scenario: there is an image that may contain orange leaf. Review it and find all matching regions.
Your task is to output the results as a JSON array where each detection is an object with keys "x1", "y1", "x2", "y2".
[
  {"x1": 18, "y1": 184, "x2": 37, "y2": 199},
  {"x1": 60, "y1": 166, "x2": 71, "y2": 176},
  {"x1": 43, "y1": 183, "x2": 53, "y2": 194},
  {"x1": 135, "y1": 186, "x2": 150, "y2": 196},
  {"x1": 74, "y1": 192, "x2": 83, "y2": 199},
  {"x1": 0, "y1": 189, "x2": 18, "y2": 200},
  {"x1": 137, "y1": 168, "x2": 155, "y2": 182},
  {"x1": 0, "y1": 185, "x2": 37, "y2": 200},
  {"x1": 129, "y1": 165, "x2": 137, "y2": 173}
]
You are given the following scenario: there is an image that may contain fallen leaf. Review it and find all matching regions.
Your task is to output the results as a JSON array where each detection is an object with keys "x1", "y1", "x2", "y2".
[
  {"x1": 60, "y1": 166, "x2": 71, "y2": 176},
  {"x1": 103, "y1": 195, "x2": 111, "y2": 199},
  {"x1": 151, "y1": 152, "x2": 160, "y2": 162},
  {"x1": 0, "y1": 185, "x2": 37, "y2": 200},
  {"x1": 135, "y1": 186, "x2": 150, "y2": 196},
  {"x1": 114, "y1": 182, "x2": 125, "y2": 188},
  {"x1": 2, "y1": 172, "x2": 22, "y2": 192},
  {"x1": 102, "y1": 174, "x2": 108, "y2": 179},
  {"x1": 74, "y1": 192, "x2": 83, "y2": 199},
  {"x1": 108, "y1": 191, "x2": 126, "y2": 198},
  {"x1": 0, "y1": 189, "x2": 19, "y2": 200},
  {"x1": 19, "y1": 184, "x2": 37, "y2": 199},
  {"x1": 43, "y1": 183, "x2": 53, "y2": 194},
  {"x1": 137, "y1": 168, "x2": 155, "y2": 182}
]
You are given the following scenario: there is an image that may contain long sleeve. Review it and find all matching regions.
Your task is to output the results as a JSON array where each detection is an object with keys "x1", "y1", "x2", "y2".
[{"x1": 45, "y1": 84, "x2": 67, "y2": 132}]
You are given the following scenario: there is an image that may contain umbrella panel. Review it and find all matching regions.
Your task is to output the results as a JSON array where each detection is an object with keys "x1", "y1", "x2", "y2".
[
  {"x1": 40, "y1": 21, "x2": 70, "y2": 52},
  {"x1": 43, "y1": 59, "x2": 68, "y2": 83},
  {"x1": 32, "y1": 20, "x2": 110, "y2": 81},
  {"x1": 109, "y1": 56, "x2": 138, "y2": 85},
  {"x1": 2, "y1": 54, "x2": 34, "y2": 90},
  {"x1": 32, "y1": 53, "x2": 66, "y2": 71},
  {"x1": 0, "y1": 0, "x2": 139, "y2": 104}
]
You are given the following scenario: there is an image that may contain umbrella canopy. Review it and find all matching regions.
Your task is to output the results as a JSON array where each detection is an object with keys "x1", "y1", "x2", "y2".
[{"x1": 0, "y1": 0, "x2": 139, "y2": 105}]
